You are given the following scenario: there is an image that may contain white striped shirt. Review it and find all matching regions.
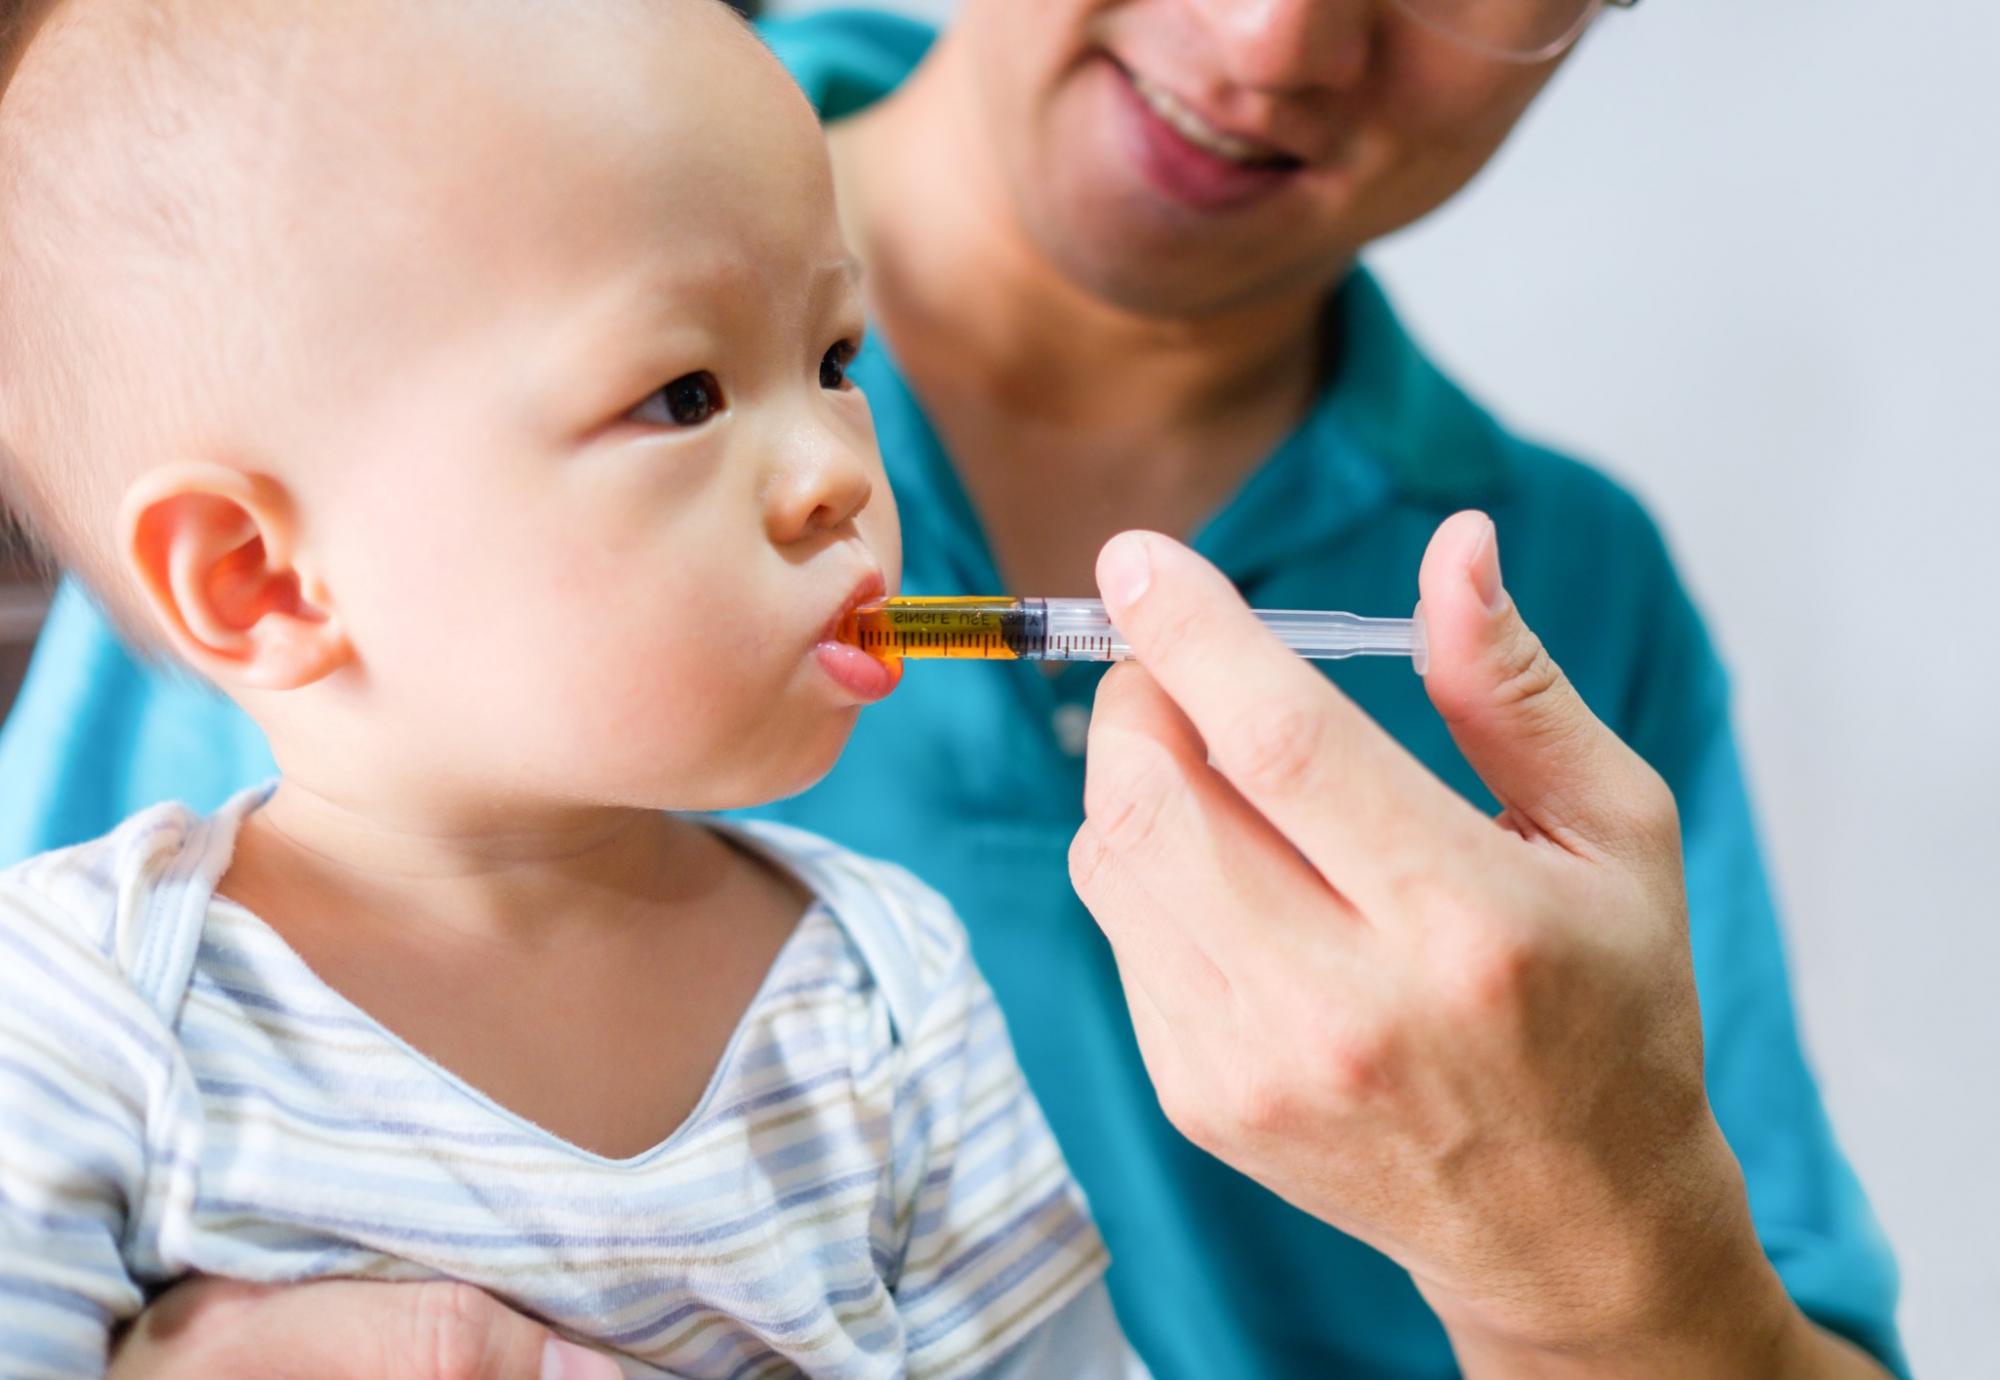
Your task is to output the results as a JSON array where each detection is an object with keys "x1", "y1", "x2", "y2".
[{"x1": 0, "y1": 788, "x2": 1124, "y2": 1379}]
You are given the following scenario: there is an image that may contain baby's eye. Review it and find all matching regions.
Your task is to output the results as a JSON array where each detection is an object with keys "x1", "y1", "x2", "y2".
[
  {"x1": 633, "y1": 371, "x2": 725, "y2": 428},
  {"x1": 820, "y1": 340, "x2": 858, "y2": 391}
]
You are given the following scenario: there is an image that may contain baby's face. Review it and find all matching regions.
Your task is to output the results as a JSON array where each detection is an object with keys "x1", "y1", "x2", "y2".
[{"x1": 246, "y1": 3, "x2": 900, "y2": 810}]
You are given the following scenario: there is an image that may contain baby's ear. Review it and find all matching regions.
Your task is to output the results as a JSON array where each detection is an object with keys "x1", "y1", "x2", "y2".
[{"x1": 118, "y1": 465, "x2": 351, "y2": 690}]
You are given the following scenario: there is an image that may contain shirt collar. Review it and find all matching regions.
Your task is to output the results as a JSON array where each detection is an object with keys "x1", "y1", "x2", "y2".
[
  {"x1": 1327, "y1": 270, "x2": 1511, "y2": 508},
  {"x1": 1195, "y1": 269, "x2": 1513, "y2": 580}
]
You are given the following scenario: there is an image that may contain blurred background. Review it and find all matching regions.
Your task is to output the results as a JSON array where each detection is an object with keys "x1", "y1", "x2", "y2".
[{"x1": 3, "y1": 0, "x2": 1989, "y2": 1371}]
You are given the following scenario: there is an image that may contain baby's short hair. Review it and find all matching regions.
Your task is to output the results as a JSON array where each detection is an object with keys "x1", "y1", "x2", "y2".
[
  {"x1": 5, "y1": 0, "x2": 160, "y2": 614},
  {"x1": 1, "y1": 0, "x2": 758, "y2": 636},
  {"x1": 2, "y1": 0, "x2": 107, "y2": 590},
  {"x1": 0, "y1": 0, "x2": 289, "y2": 631},
  {"x1": 0, "y1": 0, "x2": 54, "y2": 570}
]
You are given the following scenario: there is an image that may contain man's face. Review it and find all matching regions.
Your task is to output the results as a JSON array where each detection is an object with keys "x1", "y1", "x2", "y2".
[{"x1": 955, "y1": 0, "x2": 1580, "y2": 318}]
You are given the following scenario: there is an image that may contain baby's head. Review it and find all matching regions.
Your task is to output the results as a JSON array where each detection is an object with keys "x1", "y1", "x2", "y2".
[{"x1": 0, "y1": 0, "x2": 900, "y2": 816}]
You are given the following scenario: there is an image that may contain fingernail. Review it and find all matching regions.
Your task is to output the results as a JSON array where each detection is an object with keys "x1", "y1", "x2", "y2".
[
  {"x1": 1098, "y1": 532, "x2": 1152, "y2": 607},
  {"x1": 544, "y1": 1338, "x2": 623, "y2": 1380},
  {"x1": 1409, "y1": 603, "x2": 1429, "y2": 678},
  {"x1": 1469, "y1": 517, "x2": 1505, "y2": 612}
]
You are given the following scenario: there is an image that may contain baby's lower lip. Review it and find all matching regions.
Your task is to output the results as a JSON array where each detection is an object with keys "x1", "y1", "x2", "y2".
[{"x1": 814, "y1": 640, "x2": 900, "y2": 703}]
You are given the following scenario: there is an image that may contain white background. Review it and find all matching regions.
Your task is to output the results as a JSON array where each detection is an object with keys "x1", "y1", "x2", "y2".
[{"x1": 776, "y1": 1, "x2": 2000, "y2": 1372}]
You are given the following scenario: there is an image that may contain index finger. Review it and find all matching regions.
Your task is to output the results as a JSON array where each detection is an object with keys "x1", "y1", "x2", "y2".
[{"x1": 1094, "y1": 530, "x2": 1487, "y2": 914}]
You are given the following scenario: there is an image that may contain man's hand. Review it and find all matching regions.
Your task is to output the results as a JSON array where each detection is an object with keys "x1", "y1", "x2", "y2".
[
  {"x1": 110, "y1": 1276, "x2": 624, "y2": 1380},
  {"x1": 1070, "y1": 515, "x2": 1888, "y2": 1378}
]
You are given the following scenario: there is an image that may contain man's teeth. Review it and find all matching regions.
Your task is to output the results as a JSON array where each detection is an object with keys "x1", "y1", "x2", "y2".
[{"x1": 1128, "y1": 71, "x2": 1289, "y2": 168}]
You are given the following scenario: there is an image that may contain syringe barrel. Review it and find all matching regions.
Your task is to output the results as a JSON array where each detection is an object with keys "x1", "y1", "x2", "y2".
[
  {"x1": 1034, "y1": 598, "x2": 1130, "y2": 661},
  {"x1": 841, "y1": 597, "x2": 1420, "y2": 664}
]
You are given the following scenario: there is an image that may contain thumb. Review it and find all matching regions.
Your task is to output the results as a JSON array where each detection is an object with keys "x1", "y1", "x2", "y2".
[{"x1": 1416, "y1": 510, "x2": 1668, "y2": 850}]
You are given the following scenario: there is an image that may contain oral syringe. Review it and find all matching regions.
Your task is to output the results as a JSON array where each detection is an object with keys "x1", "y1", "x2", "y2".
[{"x1": 838, "y1": 597, "x2": 1423, "y2": 665}]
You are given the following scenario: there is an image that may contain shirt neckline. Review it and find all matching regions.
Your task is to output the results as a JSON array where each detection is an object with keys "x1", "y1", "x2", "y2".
[{"x1": 200, "y1": 796, "x2": 844, "y2": 1171}]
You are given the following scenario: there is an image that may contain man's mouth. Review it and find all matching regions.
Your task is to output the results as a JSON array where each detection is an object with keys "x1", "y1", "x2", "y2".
[{"x1": 1123, "y1": 68, "x2": 1302, "y2": 171}]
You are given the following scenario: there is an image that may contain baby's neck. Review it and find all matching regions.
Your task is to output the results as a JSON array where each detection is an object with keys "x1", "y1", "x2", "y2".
[
  {"x1": 216, "y1": 779, "x2": 812, "y2": 1160},
  {"x1": 223, "y1": 779, "x2": 722, "y2": 945}
]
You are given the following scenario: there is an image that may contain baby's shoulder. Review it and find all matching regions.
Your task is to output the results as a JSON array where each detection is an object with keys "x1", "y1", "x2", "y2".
[
  {"x1": 0, "y1": 796, "x2": 253, "y2": 1029},
  {"x1": 1, "y1": 802, "x2": 208, "y2": 955},
  {"x1": 716, "y1": 818, "x2": 972, "y2": 1040}
]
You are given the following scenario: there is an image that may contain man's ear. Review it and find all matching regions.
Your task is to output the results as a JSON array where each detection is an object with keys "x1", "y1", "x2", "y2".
[{"x1": 118, "y1": 464, "x2": 352, "y2": 690}]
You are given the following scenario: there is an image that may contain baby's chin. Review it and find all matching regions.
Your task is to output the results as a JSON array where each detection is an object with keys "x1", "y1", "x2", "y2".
[{"x1": 617, "y1": 708, "x2": 862, "y2": 815}]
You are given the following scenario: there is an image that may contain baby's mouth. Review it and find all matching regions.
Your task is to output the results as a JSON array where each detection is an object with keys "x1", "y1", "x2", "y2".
[
  {"x1": 815, "y1": 571, "x2": 899, "y2": 704},
  {"x1": 820, "y1": 570, "x2": 889, "y2": 648}
]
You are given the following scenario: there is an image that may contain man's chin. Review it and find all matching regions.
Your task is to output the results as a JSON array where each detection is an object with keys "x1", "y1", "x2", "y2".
[
  {"x1": 1069, "y1": 247, "x2": 1329, "y2": 324},
  {"x1": 1025, "y1": 185, "x2": 1348, "y2": 321}
]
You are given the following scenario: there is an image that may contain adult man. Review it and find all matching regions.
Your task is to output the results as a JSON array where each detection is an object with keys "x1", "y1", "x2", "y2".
[{"x1": 2, "y1": 1, "x2": 1900, "y2": 1375}]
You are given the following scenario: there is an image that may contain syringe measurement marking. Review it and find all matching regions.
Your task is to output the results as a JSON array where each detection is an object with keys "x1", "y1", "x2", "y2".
[
  {"x1": 855, "y1": 627, "x2": 1118, "y2": 661},
  {"x1": 856, "y1": 627, "x2": 1013, "y2": 657}
]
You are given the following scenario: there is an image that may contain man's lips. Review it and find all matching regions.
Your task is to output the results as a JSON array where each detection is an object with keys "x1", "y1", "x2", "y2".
[
  {"x1": 1104, "y1": 57, "x2": 1310, "y2": 213},
  {"x1": 1120, "y1": 64, "x2": 1304, "y2": 168}
]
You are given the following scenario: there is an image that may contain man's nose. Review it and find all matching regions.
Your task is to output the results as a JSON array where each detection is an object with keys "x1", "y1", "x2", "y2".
[
  {"x1": 763, "y1": 427, "x2": 876, "y2": 547},
  {"x1": 1184, "y1": 0, "x2": 1372, "y2": 95}
]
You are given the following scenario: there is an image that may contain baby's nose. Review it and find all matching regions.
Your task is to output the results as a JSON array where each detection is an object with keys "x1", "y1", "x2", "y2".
[{"x1": 765, "y1": 436, "x2": 875, "y2": 546}]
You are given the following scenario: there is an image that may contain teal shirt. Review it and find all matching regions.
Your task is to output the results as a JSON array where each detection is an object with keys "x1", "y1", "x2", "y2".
[{"x1": 0, "y1": 12, "x2": 1902, "y2": 1377}]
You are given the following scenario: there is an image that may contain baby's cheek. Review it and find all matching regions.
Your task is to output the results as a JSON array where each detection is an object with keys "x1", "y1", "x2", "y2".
[
  {"x1": 659, "y1": 662, "x2": 850, "y2": 808},
  {"x1": 415, "y1": 539, "x2": 838, "y2": 807},
  {"x1": 528, "y1": 615, "x2": 797, "y2": 803}
]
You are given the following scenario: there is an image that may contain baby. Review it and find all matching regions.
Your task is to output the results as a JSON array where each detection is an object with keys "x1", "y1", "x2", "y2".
[{"x1": 0, "y1": 1, "x2": 1135, "y2": 1377}]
